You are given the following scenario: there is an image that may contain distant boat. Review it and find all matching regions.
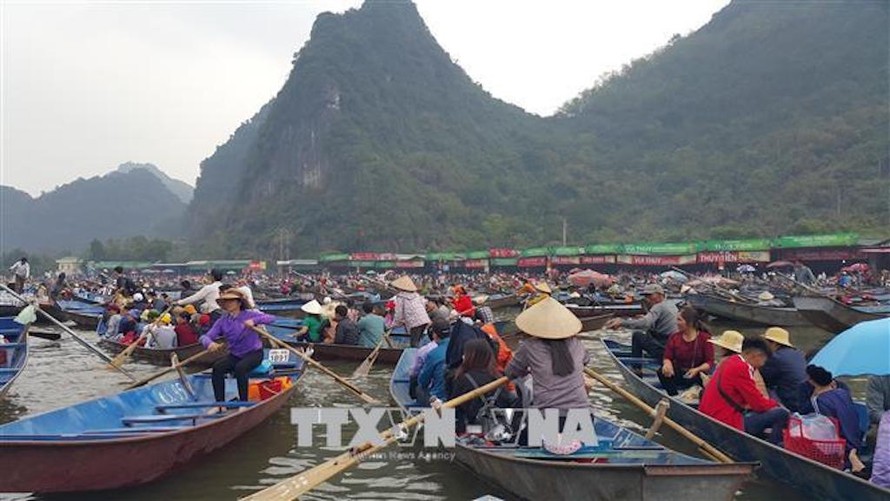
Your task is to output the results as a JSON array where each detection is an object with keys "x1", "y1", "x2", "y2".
[
  {"x1": 793, "y1": 295, "x2": 887, "y2": 333},
  {"x1": 685, "y1": 293, "x2": 809, "y2": 326},
  {"x1": 390, "y1": 348, "x2": 754, "y2": 501},
  {"x1": 95, "y1": 318, "x2": 225, "y2": 367},
  {"x1": 0, "y1": 351, "x2": 305, "y2": 493},
  {"x1": 602, "y1": 338, "x2": 889, "y2": 501},
  {"x1": 0, "y1": 317, "x2": 29, "y2": 398}
]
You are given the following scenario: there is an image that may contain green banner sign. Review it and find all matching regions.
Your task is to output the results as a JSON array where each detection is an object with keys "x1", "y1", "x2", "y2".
[
  {"x1": 700, "y1": 239, "x2": 772, "y2": 252},
  {"x1": 773, "y1": 233, "x2": 859, "y2": 248},
  {"x1": 490, "y1": 258, "x2": 519, "y2": 266},
  {"x1": 319, "y1": 253, "x2": 350, "y2": 262},
  {"x1": 584, "y1": 244, "x2": 623, "y2": 255},
  {"x1": 622, "y1": 242, "x2": 699, "y2": 255},
  {"x1": 520, "y1": 247, "x2": 551, "y2": 257},
  {"x1": 551, "y1": 246, "x2": 583, "y2": 256},
  {"x1": 465, "y1": 250, "x2": 491, "y2": 259}
]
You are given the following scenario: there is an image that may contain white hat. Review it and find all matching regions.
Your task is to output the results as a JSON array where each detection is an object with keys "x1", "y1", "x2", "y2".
[
  {"x1": 758, "y1": 291, "x2": 775, "y2": 302},
  {"x1": 301, "y1": 299, "x2": 323, "y2": 315},
  {"x1": 515, "y1": 297, "x2": 582, "y2": 340},
  {"x1": 132, "y1": 292, "x2": 144, "y2": 302}
]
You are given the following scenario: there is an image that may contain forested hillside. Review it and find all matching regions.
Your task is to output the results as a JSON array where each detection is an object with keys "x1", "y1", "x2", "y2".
[{"x1": 186, "y1": 0, "x2": 888, "y2": 256}]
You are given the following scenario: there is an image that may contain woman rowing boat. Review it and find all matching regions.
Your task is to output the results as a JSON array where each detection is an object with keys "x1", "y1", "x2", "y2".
[{"x1": 201, "y1": 288, "x2": 276, "y2": 402}]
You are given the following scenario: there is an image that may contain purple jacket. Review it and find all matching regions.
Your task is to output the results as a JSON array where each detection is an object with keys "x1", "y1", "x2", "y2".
[
  {"x1": 200, "y1": 310, "x2": 275, "y2": 357},
  {"x1": 872, "y1": 411, "x2": 890, "y2": 488}
]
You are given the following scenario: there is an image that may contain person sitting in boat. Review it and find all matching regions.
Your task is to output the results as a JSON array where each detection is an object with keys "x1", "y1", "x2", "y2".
[
  {"x1": 196, "y1": 313, "x2": 212, "y2": 336},
  {"x1": 176, "y1": 268, "x2": 223, "y2": 322},
  {"x1": 523, "y1": 282, "x2": 552, "y2": 310},
  {"x1": 867, "y1": 375, "x2": 890, "y2": 429},
  {"x1": 409, "y1": 318, "x2": 447, "y2": 403},
  {"x1": 145, "y1": 313, "x2": 177, "y2": 349},
  {"x1": 604, "y1": 284, "x2": 678, "y2": 361},
  {"x1": 417, "y1": 318, "x2": 451, "y2": 402},
  {"x1": 450, "y1": 284, "x2": 476, "y2": 319},
  {"x1": 201, "y1": 289, "x2": 276, "y2": 402},
  {"x1": 391, "y1": 276, "x2": 431, "y2": 348},
  {"x1": 505, "y1": 297, "x2": 591, "y2": 432},
  {"x1": 798, "y1": 364, "x2": 865, "y2": 473},
  {"x1": 759, "y1": 327, "x2": 808, "y2": 413},
  {"x1": 476, "y1": 309, "x2": 514, "y2": 379},
  {"x1": 103, "y1": 304, "x2": 122, "y2": 339},
  {"x1": 699, "y1": 335, "x2": 789, "y2": 445},
  {"x1": 333, "y1": 305, "x2": 359, "y2": 345},
  {"x1": 450, "y1": 339, "x2": 519, "y2": 434},
  {"x1": 294, "y1": 300, "x2": 327, "y2": 343},
  {"x1": 174, "y1": 311, "x2": 199, "y2": 346},
  {"x1": 357, "y1": 301, "x2": 385, "y2": 348},
  {"x1": 657, "y1": 307, "x2": 714, "y2": 396}
]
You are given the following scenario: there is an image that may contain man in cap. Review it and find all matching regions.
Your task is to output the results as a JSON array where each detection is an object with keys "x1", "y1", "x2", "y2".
[
  {"x1": 759, "y1": 327, "x2": 808, "y2": 412},
  {"x1": 176, "y1": 268, "x2": 223, "y2": 322},
  {"x1": 700, "y1": 336, "x2": 788, "y2": 444},
  {"x1": 605, "y1": 284, "x2": 678, "y2": 360}
]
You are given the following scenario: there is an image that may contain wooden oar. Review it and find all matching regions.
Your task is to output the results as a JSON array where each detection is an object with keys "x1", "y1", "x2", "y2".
[
  {"x1": 28, "y1": 328, "x2": 63, "y2": 341},
  {"x1": 350, "y1": 331, "x2": 391, "y2": 378},
  {"x1": 248, "y1": 325, "x2": 381, "y2": 405},
  {"x1": 123, "y1": 346, "x2": 215, "y2": 389},
  {"x1": 583, "y1": 366, "x2": 733, "y2": 463},
  {"x1": 0, "y1": 283, "x2": 136, "y2": 381},
  {"x1": 109, "y1": 306, "x2": 173, "y2": 368},
  {"x1": 243, "y1": 376, "x2": 508, "y2": 500}
]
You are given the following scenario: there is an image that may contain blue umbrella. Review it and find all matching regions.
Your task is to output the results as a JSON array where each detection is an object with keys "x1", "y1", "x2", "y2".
[{"x1": 810, "y1": 317, "x2": 890, "y2": 376}]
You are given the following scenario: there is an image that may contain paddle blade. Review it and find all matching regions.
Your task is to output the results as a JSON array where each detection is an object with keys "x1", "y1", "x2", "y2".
[{"x1": 108, "y1": 341, "x2": 138, "y2": 368}]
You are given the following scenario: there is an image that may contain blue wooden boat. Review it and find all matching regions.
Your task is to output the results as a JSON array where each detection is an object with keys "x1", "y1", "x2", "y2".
[
  {"x1": 602, "y1": 338, "x2": 890, "y2": 501},
  {"x1": 265, "y1": 318, "x2": 411, "y2": 364},
  {"x1": 57, "y1": 299, "x2": 106, "y2": 329},
  {"x1": 0, "y1": 350, "x2": 305, "y2": 493},
  {"x1": 391, "y1": 349, "x2": 754, "y2": 500},
  {"x1": 0, "y1": 317, "x2": 29, "y2": 398}
]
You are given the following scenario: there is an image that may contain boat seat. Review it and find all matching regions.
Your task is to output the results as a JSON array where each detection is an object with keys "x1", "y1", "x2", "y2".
[
  {"x1": 156, "y1": 402, "x2": 255, "y2": 413},
  {"x1": 121, "y1": 413, "x2": 225, "y2": 426},
  {"x1": 84, "y1": 427, "x2": 186, "y2": 434}
]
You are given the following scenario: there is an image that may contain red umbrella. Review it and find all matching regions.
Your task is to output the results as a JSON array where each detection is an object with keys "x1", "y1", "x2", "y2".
[
  {"x1": 568, "y1": 269, "x2": 613, "y2": 288},
  {"x1": 766, "y1": 261, "x2": 794, "y2": 269},
  {"x1": 842, "y1": 263, "x2": 869, "y2": 273}
]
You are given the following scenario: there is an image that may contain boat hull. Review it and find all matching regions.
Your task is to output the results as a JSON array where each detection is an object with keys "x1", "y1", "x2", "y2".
[
  {"x1": 281, "y1": 340, "x2": 404, "y2": 364},
  {"x1": 0, "y1": 318, "x2": 29, "y2": 398},
  {"x1": 603, "y1": 339, "x2": 890, "y2": 501},
  {"x1": 63, "y1": 309, "x2": 102, "y2": 330},
  {"x1": 455, "y1": 445, "x2": 750, "y2": 501},
  {"x1": 685, "y1": 294, "x2": 808, "y2": 326},
  {"x1": 793, "y1": 296, "x2": 885, "y2": 333},
  {"x1": 0, "y1": 378, "x2": 300, "y2": 493},
  {"x1": 97, "y1": 338, "x2": 224, "y2": 367}
]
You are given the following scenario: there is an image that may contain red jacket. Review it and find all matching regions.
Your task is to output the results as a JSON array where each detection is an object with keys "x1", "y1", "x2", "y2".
[
  {"x1": 452, "y1": 295, "x2": 475, "y2": 317},
  {"x1": 699, "y1": 354, "x2": 779, "y2": 430}
]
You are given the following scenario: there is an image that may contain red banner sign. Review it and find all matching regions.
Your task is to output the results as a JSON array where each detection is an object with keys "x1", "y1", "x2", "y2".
[
  {"x1": 780, "y1": 249, "x2": 866, "y2": 261},
  {"x1": 518, "y1": 257, "x2": 548, "y2": 267},
  {"x1": 697, "y1": 251, "x2": 771, "y2": 264},
  {"x1": 350, "y1": 252, "x2": 379, "y2": 261},
  {"x1": 463, "y1": 259, "x2": 488, "y2": 269},
  {"x1": 395, "y1": 260, "x2": 424, "y2": 268},
  {"x1": 580, "y1": 255, "x2": 616, "y2": 264},
  {"x1": 489, "y1": 248, "x2": 519, "y2": 258},
  {"x1": 617, "y1": 255, "x2": 697, "y2": 266},
  {"x1": 551, "y1": 256, "x2": 580, "y2": 265}
]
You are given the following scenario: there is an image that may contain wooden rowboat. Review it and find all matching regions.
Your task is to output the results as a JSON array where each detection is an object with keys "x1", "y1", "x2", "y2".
[
  {"x1": 564, "y1": 303, "x2": 644, "y2": 318},
  {"x1": 390, "y1": 349, "x2": 753, "y2": 500},
  {"x1": 96, "y1": 337, "x2": 225, "y2": 367},
  {"x1": 0, "y1": 317, "x2": 29, "y2": 398},
  {"x1": 602, "y1": 339, "x2": 890, "y2": 501},
  {"x1": 685, "y1": 293, "x2": 809, "y2": 326},
  {"x1": 792, "y1": 295, "x2": 886, "y2": 333},
  {"x1": 0, "y1": 352, "x2": 305, "y2": 493},
  {"x1": 264, "y1": 322, "x2": 408, "y2": 365}
]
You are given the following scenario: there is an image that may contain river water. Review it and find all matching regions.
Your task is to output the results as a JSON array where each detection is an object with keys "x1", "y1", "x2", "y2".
[{"x1": 0, "y1": 320, "x2": 861, "y2": 500}]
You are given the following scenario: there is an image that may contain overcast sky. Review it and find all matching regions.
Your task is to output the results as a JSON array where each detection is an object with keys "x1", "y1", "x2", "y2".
[{"x1": 1, "y1": 0, "x2": 730, "y2": 196}]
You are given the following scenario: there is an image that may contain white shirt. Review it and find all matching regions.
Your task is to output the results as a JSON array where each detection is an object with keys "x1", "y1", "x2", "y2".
[
  {"x1": 176, "y1": 281, "x2": 221, "y2": 313},
  {"x1": 237, "y1": 285, "x2": 256, "y2": 309},
  {"x1": 9, "y1": 261, "x2": 29, "y2": 279}
]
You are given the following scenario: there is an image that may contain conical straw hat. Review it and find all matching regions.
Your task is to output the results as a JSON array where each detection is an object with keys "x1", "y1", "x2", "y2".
[
  {"x1": 708, "y1": 330, "x2": 744, "y2": 353},
  {"x1": 391, "y1": 275, "x2": 418, "y2": 292},
  {"x1": 300, "y1": 299, "x2": 323, "y2": 315},
  {"x1": 534, "y1": 282, "x2": 553, "y2": 294},
  {"x1": 515, "y1": 297, "x2": 582, "y2": 339}
]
